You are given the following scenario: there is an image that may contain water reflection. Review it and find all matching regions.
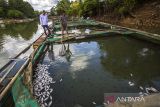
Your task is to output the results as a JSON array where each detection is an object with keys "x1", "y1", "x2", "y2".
[
  {"x1": 98, "y1": 37, "x2": 160, "y2": 86},
  {"x1": 65, "y1": 43, "x2": 72, "y2": 62},
  {"x1": 58, "y1": 43, "x2": 72, "y2": 62},
  {"x1": 0, "y1": 20, "x2": 42, "y2": 68},
  {"x1": 47, "y1": 44, "x2": 55, "y2": 62},
  {"x1": 35, "y1": 36, "x2": 160, "y2": 107},
  {"x1": 0, "y1": 21, "x2": 38, "y2": 40}
]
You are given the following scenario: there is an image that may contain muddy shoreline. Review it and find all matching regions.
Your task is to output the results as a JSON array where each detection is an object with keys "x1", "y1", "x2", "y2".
[
  {"x1": 94, "y1": 17, "x2": 160, "y2": 35},
  {"x1": 94, "y1": 0, "x2": 160, "y2": 35}
]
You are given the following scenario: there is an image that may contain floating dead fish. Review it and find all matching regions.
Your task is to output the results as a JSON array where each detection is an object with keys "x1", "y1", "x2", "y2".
[
  {"x1": 92, "y1": 102, "x2": 96, "y2": 105},
  {"x1": 144, "y1": 93, "x2": 148, "y2": 96},
  {"x1": 48, "y1": 101, "x2": 52, "y2": 107},
  {"x1": 143, "y1": 48, "x2": 149, "y2": 53},
  {"x1": 139, "y1": 92, "x2": 148, "y2": 97},
  {"x1": 128, "y1": 81, "x2": 135, "y2": 86},
  {"x1": 138, "y1": 48, "x2": 150, "y2": 57},
  {"x1": 145, "y1": 87, "x2": 158, "y2": 93},
  {"x1": 139, "y1": 86, "x2": 144, "y2": 90},
  {"x1": 130, "y1": 73, "x2": 133, "y2": 77},
  {"x1": 139, "y1": 92, "x2": 143, "y2": 95},
  {"x1": 33, "y1": 64, "x2": 54, "y2": 107},
  {"x1": 51, "y1": 81, "x2": 56, "y2": 84},
  {"x1": 103, "y1": 102, "x2": 107, "y2": 105},
  {"x1": 150, "y1": 87, "x2": 158, "y2": 92},
  {"x1": 60, "y1": 78, "x2": 63, "y2": 82}
]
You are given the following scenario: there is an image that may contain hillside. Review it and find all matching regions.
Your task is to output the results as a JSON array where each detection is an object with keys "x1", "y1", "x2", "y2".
[{"x1": 96, "y1": 0, "x2": 160, "y2": 34}]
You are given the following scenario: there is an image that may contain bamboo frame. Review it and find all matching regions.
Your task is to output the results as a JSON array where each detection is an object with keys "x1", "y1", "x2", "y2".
[
  {"x1": 0, "y1": 58, "x2": 30, "y2": 101},
  {"x1": 0, "y1": 62, "x2": 17, "y2": 84}
]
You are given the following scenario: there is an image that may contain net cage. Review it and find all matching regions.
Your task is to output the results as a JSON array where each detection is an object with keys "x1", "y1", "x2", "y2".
[{"x1": 0, "y1": 75, "x2": 39, "y2": 107}]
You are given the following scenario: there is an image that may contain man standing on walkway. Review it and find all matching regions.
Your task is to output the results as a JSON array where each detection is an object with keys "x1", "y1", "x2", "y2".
[
  {"x1": 39, "y1": 10, "x2": 51, "y2": 36},
  {"x1": 60, "y1": 12, "x2": 68, "y2": 35}
]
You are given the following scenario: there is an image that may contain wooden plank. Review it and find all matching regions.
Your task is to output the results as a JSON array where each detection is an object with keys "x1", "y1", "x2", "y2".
[{"x1": 33, "y1": 34, "x2": 46, "y2": 49}]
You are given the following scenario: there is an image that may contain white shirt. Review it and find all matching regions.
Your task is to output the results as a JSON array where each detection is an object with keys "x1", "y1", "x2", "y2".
[{"x1": 39, "y1": 14, "x2": 48, "y2": 25}]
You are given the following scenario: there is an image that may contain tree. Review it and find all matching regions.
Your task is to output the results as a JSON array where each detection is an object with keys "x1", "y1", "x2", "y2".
[
  {"x1": 7, "y1": 9, "x2": 24, "y2": 18},
  {"x1": 0, "y1": 7, "x2": 5, "y2": 17},
  {"x1": 8, "y1": 0, "x2": 35, "y2": 18},
  {"x1": 56, "y1": 0, "x2": 70, "y2": 15},
  {"x1": 0, "y1": 0, "x2": 7, "y2": 8},
  {"x1": 8, "y1": 0, "x2": 24, "y2": 10},
  {"x1": 123, "y1": 0, "x2": 136, "y2": 10},
  {"x1": 53, "y1": 0, "x2": 147, "y2": 18},
  {"x1": 81, "y1": 0, "x2": 98, "y2": 17},
  {"x1": 0, "y1": 0, "x2": 7, "y2": 17},
  {"x1": 70, "y1": 1, "x2": 80, "y2": 16},
  {"x1": 21, "y1": 2, "x2": 35, "y2": 18},
  {"x1": 34, "y1": 11, "x2": 40, "y2": 17},
  {"x1": 51, "y1": 6, "x2": 56, "y2": 16}
]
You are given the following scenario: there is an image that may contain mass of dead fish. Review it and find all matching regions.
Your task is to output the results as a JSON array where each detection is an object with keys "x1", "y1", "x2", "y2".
[
  {"x1": 33, "y1": 64, "x2": 55, "y2": 107},
  {"x1": 139, "y1": 86, "x2": 159, "y2": 97}
]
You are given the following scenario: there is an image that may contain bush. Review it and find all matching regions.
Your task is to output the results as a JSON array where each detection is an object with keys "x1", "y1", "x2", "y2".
[
  {"x1": 7, "y1": 9, "x2": 24, "y2": 18},
  {"x1": 123, "y1": 0, "x2": 136, "y2": 10},
  {"x1": 117, "y1": 6, "x2": 129, "y2": 17}
]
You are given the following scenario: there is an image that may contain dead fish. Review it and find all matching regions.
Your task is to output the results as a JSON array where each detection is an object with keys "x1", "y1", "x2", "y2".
[
  {"x1": 145, "y1": 87, "x2": 158, "y2": 93},
  {"x1": 92, "y1": 102, "x2": 96, "y2": 105},
  {"x1": 128, "y1": 81, "x2": 135, "y2": 86},
  {"x1": 103, "y1": 102, "x2": 107, "y2": 105},
  {"x1": 60, "y1": 79, "x2": 63, "y2": 82},
  {"x1": 48, "y1": 101, "x2": 52, "y2": 107},
  {"x1": 51, "y1": 81, "x2": 56, "y2": 84},
  {"x1": 139, "y1": 86, "x2": 144, "y2": 90},
  {"x1": 150, "y1": 87, "x2": 158, "y2": 92},
  {"x1": 33, "y1": 64, "x2": 54, "y2": 107}
]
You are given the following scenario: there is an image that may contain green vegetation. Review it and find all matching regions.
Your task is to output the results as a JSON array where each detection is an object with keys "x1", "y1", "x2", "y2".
[
  {"x1": 0, "y1": 0, "x2": 36, "y2": 19},
  {"x1": 53, "y1": 0, "x2": 148, "y2": 18},
  {"x1": 7, "y1": 10, "x2": 24, "y2": 18},
  {"x1": 51, "y1": 6, "x2": 56, "y2": 16},
  {"x1": 0, "y1": 7, "x2": 4, "y2": 17},
  {"x1": 0, "y1": 21, "x2": 38, "y2": 40}
]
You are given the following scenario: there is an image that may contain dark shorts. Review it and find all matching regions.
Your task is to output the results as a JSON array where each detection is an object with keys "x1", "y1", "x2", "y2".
[
  {"x1": 42, "y1": 25, "x2": 49, "y2": 29},
  {"x1": 61, "y1": 23, "x2": 67, "y2": 30}
]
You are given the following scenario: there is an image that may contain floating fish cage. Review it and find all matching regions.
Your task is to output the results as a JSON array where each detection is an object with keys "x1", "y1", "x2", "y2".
[
  {"x1": 0, "y1": 19, "x2": 160, "y2": 107},
  {"x1": 32, "y1": 20, "x2": 160, "y2": 106},
  {"x1": 33, "y1": 39, "x2": 160, "y2": 107}
]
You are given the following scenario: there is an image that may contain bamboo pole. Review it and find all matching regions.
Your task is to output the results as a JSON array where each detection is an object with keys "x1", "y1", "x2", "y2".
[
  {"x1": 0, "y1": 62, "x2": 17, "y2": 84},
  {"x1": 0, "y1": 58, "x2": 30, "y2": 101},
  {"x1": 0, "y1": 33, "x2": 45, "y2": 73}
]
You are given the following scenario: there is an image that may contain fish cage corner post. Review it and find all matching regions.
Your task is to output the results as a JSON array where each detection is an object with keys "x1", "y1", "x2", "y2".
[{"x1": 23, "y1": 58, "x2": 34, "y2": 95}]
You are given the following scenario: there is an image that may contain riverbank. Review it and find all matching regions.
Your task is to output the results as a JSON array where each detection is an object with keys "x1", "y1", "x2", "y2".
[
  {"x1": 94, "y1": 0, "x2": 160, "y2": 35},
  {"x1": 0, "y1": 18, "x2": 35, "y2": 24}
]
